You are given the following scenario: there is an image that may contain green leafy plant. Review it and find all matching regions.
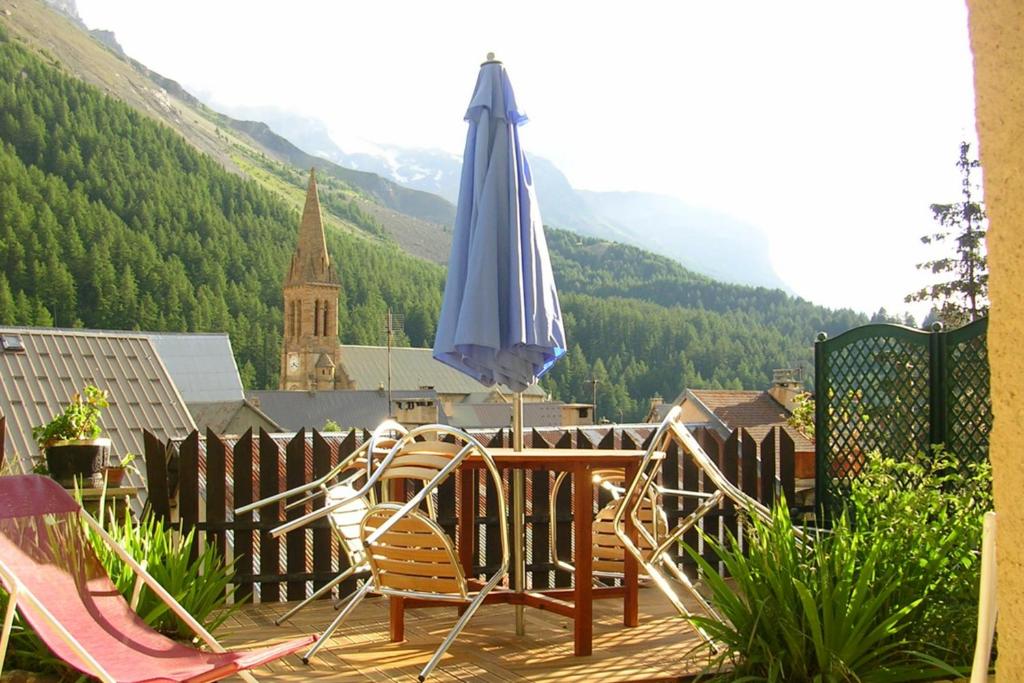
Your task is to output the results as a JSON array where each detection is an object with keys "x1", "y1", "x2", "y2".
[
  {"x1": 786, "y1": 391, "x2": 815, "y2": 440},
  {"x1": 89, "y1": 511, "x2": 244, "y2": 639},
  {"x1": 849, "y1": 448, "x2": 992, "y2": 665},
  {"x1": 686, "y1": 500, "x2": 960, "y2": 682},
  {"x1": 0, "y1": 586, "x2": 73, "y2": 677},
  {"x1": 322, "y1": 418, "x2": 342, "y2": 432},
  {"x1": 31, "y1": 385, "x2": 109, "y2": 446}
]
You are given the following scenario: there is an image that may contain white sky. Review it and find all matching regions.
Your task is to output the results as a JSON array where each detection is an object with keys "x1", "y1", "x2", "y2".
[{"x1": 76, "y1": 0, "x2": 979, "y2": 319}]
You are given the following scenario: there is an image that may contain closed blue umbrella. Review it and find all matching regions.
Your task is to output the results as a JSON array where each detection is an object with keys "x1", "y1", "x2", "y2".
[
  {"x1": 433, "y1": 56, "x2": 566, "y2": 393},
  {"x1": 433, "y1": 55, "x2": 566, "y2": 636}
]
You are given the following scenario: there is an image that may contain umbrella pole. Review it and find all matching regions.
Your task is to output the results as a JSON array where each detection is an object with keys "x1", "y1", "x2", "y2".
[{"x1": 512, "y1": 390, "x2": 526, "y2": 635}]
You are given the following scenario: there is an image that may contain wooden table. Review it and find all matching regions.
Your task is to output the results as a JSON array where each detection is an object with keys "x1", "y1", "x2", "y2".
[{"x1": 389, "y1": 448, "x2": 659, "y2": 658}]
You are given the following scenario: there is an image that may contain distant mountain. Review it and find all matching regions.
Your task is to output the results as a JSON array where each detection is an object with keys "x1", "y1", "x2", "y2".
[
  {"x1": 228, "y1": 107, "x2": 787, "y2": 290},
  {"x1": 578, "y1": 190, "x2": 787, "y2": 290}
]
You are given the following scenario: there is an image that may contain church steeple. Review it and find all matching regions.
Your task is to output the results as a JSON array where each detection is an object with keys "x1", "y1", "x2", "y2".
[
  {"x1": 285, "y1": 168, "x2": 339, "y2": 286},
  {"x1": 280, "y1": 168, "x2": 348, "y2": 391}
]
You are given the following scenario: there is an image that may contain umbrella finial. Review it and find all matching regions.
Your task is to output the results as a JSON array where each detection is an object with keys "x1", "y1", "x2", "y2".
[{"x1": 483, "y1": 52, "x2": 501, "y2": 65}]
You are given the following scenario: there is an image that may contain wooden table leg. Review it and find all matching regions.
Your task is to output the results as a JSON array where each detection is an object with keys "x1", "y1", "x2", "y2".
[
  {"x1": 390, "y1": 596, "x2": 405, "y2": 642},
  {"x1": 573, "y1": 463, "x2": 593, "y2": 656},
  {"x1": 623, "y1": 460, "x2": 640, "y2": 628},
  {"x1": 389, "y1": 478, "x2": 406, "y2": 642},
  {"x1": 458, "y1": 468, "x2": 475, "y2": 576},
  {"x1": 457, "y1": 468, "x2": 475, "y2": 617}
]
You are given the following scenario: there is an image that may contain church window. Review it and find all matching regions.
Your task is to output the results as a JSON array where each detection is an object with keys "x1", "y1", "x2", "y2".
[{"x1": 314, "y1": 300, "x2": 320, "y2": 337}]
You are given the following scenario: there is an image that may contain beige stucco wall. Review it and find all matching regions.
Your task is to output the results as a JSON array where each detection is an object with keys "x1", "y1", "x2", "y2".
[{"x1": 966, "y1": 2, "x2": 1024, "y2": 679}]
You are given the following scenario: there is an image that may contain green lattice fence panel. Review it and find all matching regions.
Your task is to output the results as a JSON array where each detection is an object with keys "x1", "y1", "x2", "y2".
[
  {"x1": 815, "y1": 325, "x2": 931, "y2": 515},
  {"x1": 940, "y1": 317, "x2": 991, "y2": 470},
  {"x1": 815, "y1": 319, "x2": 991, "y2": 518}
]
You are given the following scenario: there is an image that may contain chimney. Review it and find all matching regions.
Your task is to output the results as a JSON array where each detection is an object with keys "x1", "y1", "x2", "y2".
[{"x1": 769, "y1": 369, "x2": 804, "y2": 413}]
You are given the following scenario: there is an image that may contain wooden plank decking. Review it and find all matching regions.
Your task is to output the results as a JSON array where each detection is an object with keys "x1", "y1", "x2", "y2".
[{"x1": 218, "y1": 588, "x2": 712, "y2": 681}]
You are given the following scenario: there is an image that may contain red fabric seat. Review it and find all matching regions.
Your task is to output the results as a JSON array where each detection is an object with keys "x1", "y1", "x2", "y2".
[{"x1": 0, "y1": 475, "x2": 314, "y2": 682}]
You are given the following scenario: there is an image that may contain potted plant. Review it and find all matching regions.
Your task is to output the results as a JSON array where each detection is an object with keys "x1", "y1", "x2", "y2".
[
  {"x1": 102, "y1": 451, "x2": 137, "y2": 487},
  {"x1": 32, "y1": 385, "x2": 111, "y2": 487}
]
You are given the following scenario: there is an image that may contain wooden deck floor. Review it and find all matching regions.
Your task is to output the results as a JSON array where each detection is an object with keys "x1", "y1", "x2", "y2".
[{"x1": 218, "y1": 588, "x2": 713, "y2": 682}]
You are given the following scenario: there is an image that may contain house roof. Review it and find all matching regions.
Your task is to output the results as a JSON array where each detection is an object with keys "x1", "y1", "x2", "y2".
[
  {"x1": 145, "y1": 333, "x2": 244, "y2": 403},
  {"x1": 188, "y1": 400, "x2": 282, "y2": 436},
  {"x1": 686, "y1": 389, "x2": 814, "y2": 452},
  {"x1": 246, "y1": 389, "x2": 440, "y2": 432},
  {"x1": 338, "y1": 345, "x2": 546, "y2": 397},
  {"x1": 0, "y1": 327, "x2": 196, "y2": 480},
  {"x1": 447, "y1": 401, "x2": 566, "y2": 429}
]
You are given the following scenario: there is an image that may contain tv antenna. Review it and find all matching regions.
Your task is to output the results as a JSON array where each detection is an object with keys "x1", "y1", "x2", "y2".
[{"x1": 382, "y1": 308, "x2": 405, "y2": 411}]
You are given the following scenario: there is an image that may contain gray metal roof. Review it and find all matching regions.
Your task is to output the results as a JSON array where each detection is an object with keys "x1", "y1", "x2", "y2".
[
  {"x1": 447, "y1": 401, "x2": 566, "y2": 429},
  {"x1": 338, "y1": 346, "x2": 546, "y2": 397},
  {"x1": 146, "y1": 333, "x2": 244, "y2": 403},
  {"x1": 247, "y1": 389, "x2": 440, "y2": 431},
  {"x1": 187, "y1": 400, "x2": 282, "y2": 436},
  {"x1": 0, "y1": 327, "x2": 196, "y2": 479}
]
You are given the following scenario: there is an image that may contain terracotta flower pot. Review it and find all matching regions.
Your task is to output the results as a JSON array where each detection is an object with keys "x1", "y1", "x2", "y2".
[
  {"x1": 44, "y1": 438, "x2": 111, "y2": 487},
  {"x1": 103, "y1": 465, "x2": 127, "y2": 487}
]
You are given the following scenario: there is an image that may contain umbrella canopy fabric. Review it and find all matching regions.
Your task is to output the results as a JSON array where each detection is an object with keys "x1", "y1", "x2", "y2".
[{"x1": 433, "y1": 60, "x2": 566, "y2": 393}]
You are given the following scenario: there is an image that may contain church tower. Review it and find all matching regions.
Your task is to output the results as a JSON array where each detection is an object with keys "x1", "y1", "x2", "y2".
[{"x1": 280, "y1": 169, "x2": 350, "y2": 390}]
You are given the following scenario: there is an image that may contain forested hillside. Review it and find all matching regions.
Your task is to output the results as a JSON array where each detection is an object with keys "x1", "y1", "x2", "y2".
[
  {"x1": 0, "y1": 26, "x2": 444, "y2": 389},
  {"x1": 542, "y1": 231, "x2": 866, "y2": 420},
  {"x1": 0, "y1": 25, "x2": 864, "y2": 420}
]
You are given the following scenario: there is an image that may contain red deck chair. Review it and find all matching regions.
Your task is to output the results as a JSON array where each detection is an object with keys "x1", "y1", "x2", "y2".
[{"x1": 0, "y1": 475, "x2": 315, "y2": 682}]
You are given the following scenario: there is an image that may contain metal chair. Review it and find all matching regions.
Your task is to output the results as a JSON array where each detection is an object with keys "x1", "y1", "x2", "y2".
[
  {"x1": 234, "y1": 420, "x2": 407, "y2": 626},
  {"x1": 612, "y1": 406, "x2": 779, "y2": 647},
  {"x1": 309, "y1": 424, "x2": 509, "y2": 682},
  {"x1": 548, "y1": 467, "x2": 671, "y2": 583}
]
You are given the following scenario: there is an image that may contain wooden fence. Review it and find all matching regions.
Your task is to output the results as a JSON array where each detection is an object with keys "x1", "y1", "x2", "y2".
[{"x1": 144, "y1": 424, "x2": 799, "y2": 603}]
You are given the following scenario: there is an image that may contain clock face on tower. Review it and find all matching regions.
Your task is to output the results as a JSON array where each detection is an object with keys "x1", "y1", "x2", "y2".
[{"x1": 287, "y1": 353, "x2": 300, "y2": 375}]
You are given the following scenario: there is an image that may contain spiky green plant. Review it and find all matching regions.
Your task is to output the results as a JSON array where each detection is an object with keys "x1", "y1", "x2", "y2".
[
  {"x1": 91, "y1": 510, "x2": 243, "y2": 639},
  {"x1": 686, "y1": 501, "x2": 961, "y2": 682}
]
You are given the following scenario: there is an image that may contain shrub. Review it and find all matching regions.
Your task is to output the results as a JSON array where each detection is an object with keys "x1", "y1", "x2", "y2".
[
  {"x1": 849, "y1": 448, "x2": 992, "y2": 665},
  {"x1": 686, "y1": 501, "x2": 959, "y2": 682},
  {"x1": 91, "y1": 510, "x2": 243, "y2": 639}
]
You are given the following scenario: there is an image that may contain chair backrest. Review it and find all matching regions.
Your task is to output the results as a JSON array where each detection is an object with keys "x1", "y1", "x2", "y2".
[
  {"x1": 360, "y1": 503, "x2": 467, "y2": 599},
  {"x1": 324, "y1": 482, "x2": 372, "y2": 566},
  {"x1": 592, "y1": 495, "x2": 668, "y2": 575},
  {"x1": 378, "y1": 437, "x2": 463, "y2": 488}
]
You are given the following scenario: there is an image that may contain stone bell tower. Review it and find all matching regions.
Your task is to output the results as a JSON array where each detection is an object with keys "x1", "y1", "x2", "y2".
[{"x1": 279, "y1": 169, "x2": 351, "y2": 390}]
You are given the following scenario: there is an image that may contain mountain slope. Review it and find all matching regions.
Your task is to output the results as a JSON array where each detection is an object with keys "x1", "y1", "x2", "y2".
[
  {"x1": 3, "y1": 0, "x2": 454, "y2": 261},
  {"x1": 215, "y1": 104, "x2": 789, "y2": 291}
]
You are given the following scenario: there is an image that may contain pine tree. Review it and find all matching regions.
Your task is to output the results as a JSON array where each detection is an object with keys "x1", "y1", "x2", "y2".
[{"x1": 906, "y1": 142, "x2": 988, "y2": 326}]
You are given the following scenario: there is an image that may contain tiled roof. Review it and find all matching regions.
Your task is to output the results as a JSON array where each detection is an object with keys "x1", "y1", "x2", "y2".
[
  {"x1": 338, "y1": 346, "x2": 546, "y2": 397},
  {"x1": 689, "y1": 389, "x2": 814, "y2": 452},
  {"x1": 246, "y1": 389, "x2": 440, "y2": 432},
  {"x1": 0, "y1": 327, "x2": 196, "y2": 483}
]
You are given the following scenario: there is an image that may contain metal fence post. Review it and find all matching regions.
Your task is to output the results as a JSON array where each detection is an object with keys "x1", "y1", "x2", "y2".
[{"x1": 814, "y1": 332, "x2": 828, "y2": 525}]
